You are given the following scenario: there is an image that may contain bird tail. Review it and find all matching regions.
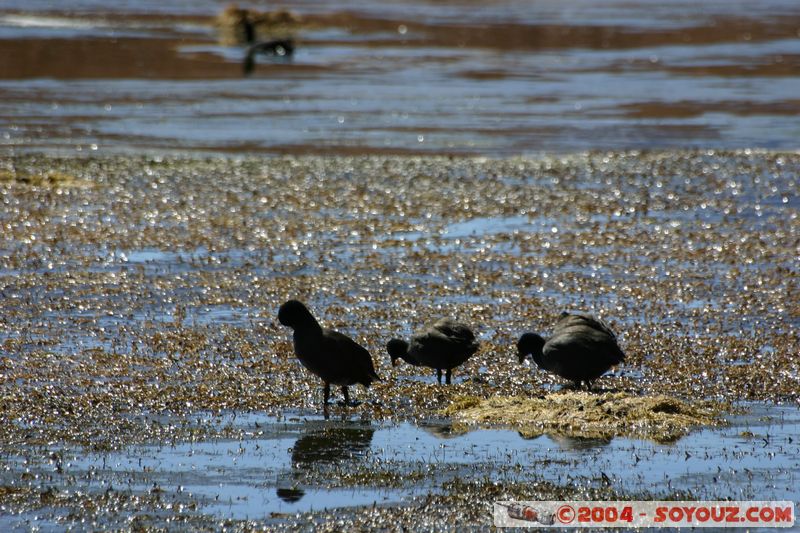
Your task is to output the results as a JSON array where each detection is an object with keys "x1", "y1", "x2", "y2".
[
  {"x1": 359, "y1": 365, "x2": 381, "y2": 387},
  {"x1": 469, "y1": 339, "x2": 481, "y2": 356},
  {"x1": 613, "y1": 346, "x2": 626, "y2": 364}
]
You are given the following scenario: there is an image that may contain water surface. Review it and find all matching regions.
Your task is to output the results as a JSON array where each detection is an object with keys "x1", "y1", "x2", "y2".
[
  {"x1": 1, "y1": 0, "x2": 799, "y2": 155},
  {"x1": 1, "y1": 405, "x2": 798, "y2": 528}
]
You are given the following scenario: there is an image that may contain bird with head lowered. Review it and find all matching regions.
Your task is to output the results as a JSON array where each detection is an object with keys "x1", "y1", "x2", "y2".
[{"x1": 517, "y1": 311, "x2": 625, "y2": 390}]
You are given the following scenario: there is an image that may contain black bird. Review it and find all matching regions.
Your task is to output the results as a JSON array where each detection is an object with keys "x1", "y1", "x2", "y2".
[
  {"x1": 387, "y1": 318, "x2": 480, "y2": 385},
  {"x1": 517, "y1": 311, "x2": 625, "y2": 389},
  {"x1": 278, "y1": 299, "x2": 380, "y2": 405},
  {"x1": 243, "y1": 38, "x2": 294, "y2": 75}
]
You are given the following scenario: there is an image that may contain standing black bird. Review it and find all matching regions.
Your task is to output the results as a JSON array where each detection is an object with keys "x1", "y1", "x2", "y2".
[
  {"x1": 278, "y1": 300, "x2": 380, "y2": 405},
  {"x1": 243, "y1": 39, "x2": 294, "y2": 75},
  {"x1": 517, "y1": 311, "x2": 625, "y2": 389},
  {"x1": 386, "y1": 318, "x2": 480, "y2": 385}
]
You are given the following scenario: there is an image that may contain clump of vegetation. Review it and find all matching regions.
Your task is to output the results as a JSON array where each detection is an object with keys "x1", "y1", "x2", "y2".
[
  {"x1": 0, "y1": 168, "x2": 88, "y2": 187},
  {"x1": 444, "y1": 391, "x2": 726, "y2": 442}
]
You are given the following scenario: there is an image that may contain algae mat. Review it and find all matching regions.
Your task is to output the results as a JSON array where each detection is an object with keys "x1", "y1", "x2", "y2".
[{"x1": 445, "y1": 392, "x2": 725, "y2": 442}]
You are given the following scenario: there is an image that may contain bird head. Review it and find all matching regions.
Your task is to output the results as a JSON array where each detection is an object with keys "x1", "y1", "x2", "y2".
[
  {"x1": 516, "y1": 332, "x2": 545, "y2": 364},
  {"x1": 277, "y1": 300, "x2": 316, "y2": 329},
  {"x1": 386, "y1": 338, "x2": 409, "y2": 366}
]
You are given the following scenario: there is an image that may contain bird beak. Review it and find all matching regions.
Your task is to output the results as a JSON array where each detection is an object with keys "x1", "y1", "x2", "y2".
[{"x1": 391, "y1": 358, "x2": 399, "y2": 367}]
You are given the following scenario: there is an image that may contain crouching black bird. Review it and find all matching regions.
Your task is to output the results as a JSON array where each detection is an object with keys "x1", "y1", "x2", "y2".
[
  {"x1": 517, "y1": 311, "x2": 625, "y2": 390},
  {"x1": 243, "y1": 39, "x2": 294, "y2": 75},
  {"x1": 278, "y1": 299, "x2": 380, "y2": 405},
  {"x1": 387, "y1": 318, "x2": 480, "y2": 385}
]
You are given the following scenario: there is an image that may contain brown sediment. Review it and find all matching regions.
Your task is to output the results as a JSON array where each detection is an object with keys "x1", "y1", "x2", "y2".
[
  {"x1": 5, "y1": 8, "x2": 800, "y2": 53},
  {"x1": 305, "y1": 12, "x2": 800, "y2": 52},
  {"x1": 1, "y1": 8, "x2": 798, "y2": 82},
  {"x1": 619, "y1": 100, "x2": 800, "y2": 119},
  {"x1": 457, "y1": 68, "x2": 543, "y2": 81},
  {"x1": 664, "y1": 55, "x2": 800, "y2": 77},
  {"x1": 0, "y1": 36, "x2": 331, "y2": 80}
]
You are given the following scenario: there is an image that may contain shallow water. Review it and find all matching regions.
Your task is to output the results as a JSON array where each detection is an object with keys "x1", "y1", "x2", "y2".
[
  {"x1": 1, "y1": 1, "x2": 799, "y2": 155},
  {"x1": 1, "y1": 404, "x2": 797, "y2": 528}
]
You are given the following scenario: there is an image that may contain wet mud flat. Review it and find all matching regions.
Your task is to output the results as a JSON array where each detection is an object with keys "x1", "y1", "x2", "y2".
[{"x1": 0, "y1": 150, "x2": 798, "y2": 529}]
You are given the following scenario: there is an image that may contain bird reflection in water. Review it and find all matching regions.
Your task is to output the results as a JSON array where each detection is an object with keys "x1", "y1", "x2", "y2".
[
  {"x1": 275, "y1": 487, "x2": 305, "y2": 503},
  {"x1": 276, "y1": 421, "x2": 375, "y2": 503},
  {"x1": 416, "y1": 421, "x2": 468, "y2": 440},
  {"x1": 243, "y1": 39, "x2": 294, "y2": 76},
  {"x1": 518, "y1": 432, "x2": 613, "y2": 451}
]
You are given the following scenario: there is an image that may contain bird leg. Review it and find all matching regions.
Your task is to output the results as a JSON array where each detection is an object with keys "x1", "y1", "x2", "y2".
[
  {"x1": 338, "y1": 386, "x2": 361, "y2": 407},
  {"x1": 445, "y1": 369, "x2": 452, "y2": 385},
  {"x1": 341, "y1": 386, "x2": 350, "y2": 406},
  {"x1": 436, "y1": 368, "x2": 442, "y2": 384},
  {"x1": 323, "y1": 382, "x2": 331, "y2": 405}
]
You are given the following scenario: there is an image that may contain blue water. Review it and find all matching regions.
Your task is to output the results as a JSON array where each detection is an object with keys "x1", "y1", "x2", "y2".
[{"x1": 1, "y1": 404, "x2": 797, "y2": 527}]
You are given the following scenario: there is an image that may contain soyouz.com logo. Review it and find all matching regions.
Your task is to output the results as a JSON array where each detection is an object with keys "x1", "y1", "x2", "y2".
[{"x1": 494, "y1": 501, "x2": 795, "y2": 528}]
